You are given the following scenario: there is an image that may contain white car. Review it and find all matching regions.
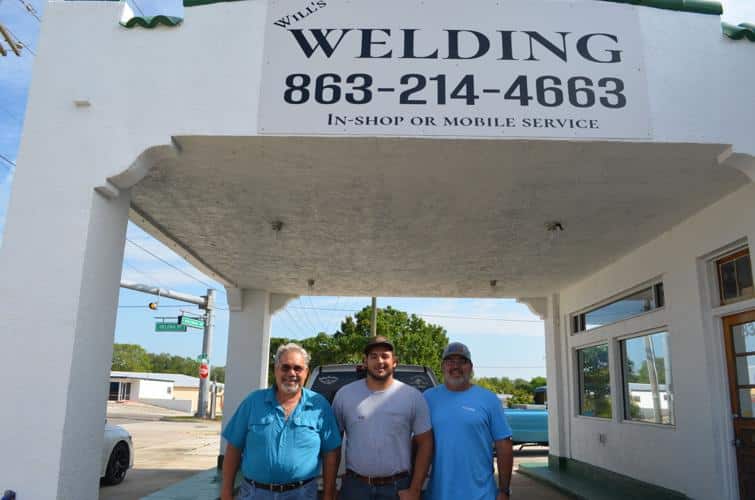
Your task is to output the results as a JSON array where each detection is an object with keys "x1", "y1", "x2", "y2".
[{"x1": 101, "y1": 423, "x2": 134, "y2": 486}]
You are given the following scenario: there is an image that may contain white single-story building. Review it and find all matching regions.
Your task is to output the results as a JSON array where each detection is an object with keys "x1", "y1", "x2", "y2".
[
  {"x1": 0, "y1": 0, "x2": 753, "y2": 499},
  {"x1": 109, "y1": 371, "x2": 224, "y2": 413}
]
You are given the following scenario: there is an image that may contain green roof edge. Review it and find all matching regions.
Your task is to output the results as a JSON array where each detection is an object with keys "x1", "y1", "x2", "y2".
[
  {"x1": 598, "y1": 0, "x2": 721, "y2": 15},
  {"x1": 126, "y1": 0, "x2": 755, "y2": 40},
  {"x1": 183, "y1": 0, "x2": 723, "y2": 13},
  {"x1": 120, "y1": 15, "x2": 183, "y2": 28},
  {"x1": 722, "y1": 22, "x2": 755, "y2": 41},
  {"x1": 184, "y1": 0, "x2": 245, "y2": 6}
]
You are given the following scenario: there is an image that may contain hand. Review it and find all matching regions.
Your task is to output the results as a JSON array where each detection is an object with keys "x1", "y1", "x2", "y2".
[
  {"x1": 220, "y1": 488, "x2": 234, "y2": 500},
  {"x1": 496, "y1": 491, "x2": 509, "y2": 500},
  {"x1": 322, "y1": 492, "x2": 337, "y2": 500},
  {"x1": 398, "y1": 488, "x2": 421, "y2": 500}
]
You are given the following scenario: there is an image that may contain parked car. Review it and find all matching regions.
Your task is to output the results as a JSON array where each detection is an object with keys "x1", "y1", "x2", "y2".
[
  {"x1": 305, "y1": 364, "x2": 438, "y2": 492},
  {"x1": 506, "y1": 386, "x2": 548, "y2": 446},
  {"x1": 101, "y1": 423, "x2": 134, "y2": 486}
]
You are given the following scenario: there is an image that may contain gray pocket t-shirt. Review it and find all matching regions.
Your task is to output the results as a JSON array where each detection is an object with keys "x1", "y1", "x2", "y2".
[{"x1": 332, "y1": 379, "x2": 431, "y2": 476}]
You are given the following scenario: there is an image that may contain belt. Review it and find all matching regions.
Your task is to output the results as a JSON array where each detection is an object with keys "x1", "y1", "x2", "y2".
[
  {"x1": 244, "y1": 477, "x2": 314, "y2": 492},
  {"x1": 346, "y1": 469, "x2": 409, "y2": 486}
]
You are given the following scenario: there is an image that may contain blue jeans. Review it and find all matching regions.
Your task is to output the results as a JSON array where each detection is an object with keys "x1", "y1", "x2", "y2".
[
  {"x1": 339, "y1": 474, "x2": 411, "y2": 500},
  {"x1": 236, "y1": 479, "x2": 318, "y2": 500}
]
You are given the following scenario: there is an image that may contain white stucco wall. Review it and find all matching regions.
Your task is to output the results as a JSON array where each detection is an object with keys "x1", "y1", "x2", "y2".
[
  {"x1": 0, "y1": 1, "x2": 752, "y2": 498},
  {"x1": 141, "y1": 398, "x2": 193, "y2": 412},
  {"x1": 557, "y1": 182, "x2": 755, "y2": 499},
  {"x1": 135, "y1": 379, "x2": 173, "y2": 399},
  {"x1": 22, "y1": 1, "x2": 755, "y2": 190}
]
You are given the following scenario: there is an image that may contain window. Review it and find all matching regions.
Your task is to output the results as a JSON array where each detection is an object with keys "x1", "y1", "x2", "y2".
[
  {"x1": 717, "y1": 249, "x2": 753, "y2": 305},
  {"x1": 578, "y1": 344, "x2": 611, "y2": 418},
  {"x1": 572, "y1": 283, "x2": 664, "y2": 333},
  {"x1": 621, "y1": 331, "x2": 674, "y2": 425}
]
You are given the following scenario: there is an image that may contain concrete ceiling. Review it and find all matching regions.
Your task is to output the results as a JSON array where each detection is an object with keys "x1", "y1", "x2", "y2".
[{"x1": 129, "y1": 136, "x2": 748, "y2": 298}]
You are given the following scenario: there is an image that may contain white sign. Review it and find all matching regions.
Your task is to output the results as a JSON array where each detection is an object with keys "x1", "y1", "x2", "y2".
[{"x1": 259, "y1": 0, "x2": 650, "y2": 139}]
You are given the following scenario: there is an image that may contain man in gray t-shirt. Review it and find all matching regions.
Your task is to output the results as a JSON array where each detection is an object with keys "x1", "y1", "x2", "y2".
[{"x1": 332, "y1": 336, "x2": 433, "y2": 500}]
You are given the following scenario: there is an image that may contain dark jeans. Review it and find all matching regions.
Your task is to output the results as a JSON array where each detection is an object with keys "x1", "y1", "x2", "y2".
[{"x1": 339, "y1": 474, "x2": 411, "y2": 500}]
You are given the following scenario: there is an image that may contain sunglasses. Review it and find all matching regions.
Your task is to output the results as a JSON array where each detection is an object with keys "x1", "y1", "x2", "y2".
[
  {"x1": 443, "y1": 358, "x2": 469, "y2": 367},
  {"x1": 279, "y1": 364, "x2": 306, "y2": 374}
]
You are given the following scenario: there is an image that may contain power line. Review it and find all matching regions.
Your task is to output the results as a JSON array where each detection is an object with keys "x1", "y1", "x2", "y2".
[
  {"x1": 125, "y1": 237, "x2": 226, "y2": 294},
  {"x1": 123, "y1": 260, "x2": 165, "y2": 288},
  {"x1": 288, "y1": 305, "x2": 543, "y2": 323},
  {"x1": 476, "y1": 365, "x2": 546, "y2": 369},
  {"x1": 2, "y1": 24, "x2": 35, "y2": 56},
  {"x1": 14, "y1": 0, "x2": 41, "y2": 22},
  {"x1": 0, "y1": 153, "x2": 16, "y2": 172}
]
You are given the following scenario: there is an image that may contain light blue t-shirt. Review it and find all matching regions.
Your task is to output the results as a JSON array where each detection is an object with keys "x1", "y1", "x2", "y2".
[
  {"x1": 424, "y1": 385, "x2": 512, "y2": 500},
  {"x1": 222, "y1": 387, "x2": 341, "y2": 484}
]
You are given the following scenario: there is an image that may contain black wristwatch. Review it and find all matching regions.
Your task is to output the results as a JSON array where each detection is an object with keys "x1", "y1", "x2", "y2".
[{"x1": 500, "y1": 486, "x2": 511, "y2": 496}]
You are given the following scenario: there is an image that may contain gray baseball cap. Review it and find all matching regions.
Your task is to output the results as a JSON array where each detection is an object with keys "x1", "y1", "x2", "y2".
[{"x1": 442, "y1": 342, "x2": 472, "y2": 362}]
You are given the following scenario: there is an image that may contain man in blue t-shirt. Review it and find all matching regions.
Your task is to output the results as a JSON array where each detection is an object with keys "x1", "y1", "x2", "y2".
[
  {"x1": 220, "y1": 343, "x2": 341, "y2": 500},
  {"x1": 423, "y1": 342, "x2": 513, "y2": 500}
]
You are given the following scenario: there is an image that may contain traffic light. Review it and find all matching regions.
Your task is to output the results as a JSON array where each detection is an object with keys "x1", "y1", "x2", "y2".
[{"x1": 148, "y1": 302, "x2": 158, "y2": 310}]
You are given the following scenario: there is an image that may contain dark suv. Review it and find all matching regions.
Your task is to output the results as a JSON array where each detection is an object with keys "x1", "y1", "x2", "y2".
[{"x1": 307, "y1": 363, "x2": 438, "y2": 403}]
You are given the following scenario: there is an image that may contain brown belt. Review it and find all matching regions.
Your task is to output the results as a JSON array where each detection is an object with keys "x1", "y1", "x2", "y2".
[
  {"x1": 244, "y1": 477, "x2": 314, "y2": 492},
  {"x1": 346, "y1": 469, "x2": 409, "y2": 486}
]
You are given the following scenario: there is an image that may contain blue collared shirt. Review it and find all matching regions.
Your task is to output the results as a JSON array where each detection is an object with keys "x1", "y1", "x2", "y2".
[{"x1": 222, "y1": 387, "x2": 341, "y2": 483}]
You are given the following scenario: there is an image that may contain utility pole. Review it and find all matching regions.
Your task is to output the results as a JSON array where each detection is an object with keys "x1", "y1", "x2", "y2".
[
  {"x1": 197, "y1": 289, "x2": 215, "y2": 418},
  {"x1": 370, "y1": 297, "x2": 377, "y2": 337},
  {"x1": 119, "y1": 280, "x2": 216, "y2": 418}
]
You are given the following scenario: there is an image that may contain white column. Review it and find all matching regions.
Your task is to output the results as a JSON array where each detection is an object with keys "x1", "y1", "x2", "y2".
[
  {"x1": 0, "y1": 180, "x2": 130, "y2": 498},
  {"x1": 223, "y1": 288, "x2": 274, "y2": 425},
  {"x1": 220, "y1": 289, "x2": 297, "y2": 459},
  {"x1": 544, "y1": 293, "x2": 570, "y2": 460}
]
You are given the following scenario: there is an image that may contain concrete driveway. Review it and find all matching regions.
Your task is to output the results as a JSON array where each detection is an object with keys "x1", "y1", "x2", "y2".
[
  {"x1": 100, "y1": 402, "x2": 221, "y2": 500},
  {"x1": 100, "y1": 402, "x2": 566, "y2": 500}
]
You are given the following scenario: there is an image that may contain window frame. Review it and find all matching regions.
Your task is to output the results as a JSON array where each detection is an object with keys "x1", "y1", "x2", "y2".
[
  {"x1": 716, "y1": 248, "x2": 753, "y2": 306},
  {"x1": 571, "y1": 280, "x2": 665, "y2": 334},
  {"x1": 619, "y1": 329, "x2": 675, "y2": 426},
  {"x1": 576, "y1": 342, "x2": 612, "y2": 419}
]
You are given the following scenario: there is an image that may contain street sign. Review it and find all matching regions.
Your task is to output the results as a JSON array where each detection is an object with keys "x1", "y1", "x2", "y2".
[
  {"x1": 178, "y1": 315, "x2": 205, "y2": 329},
  {"x1": 199, "y1": 363, "x2": 209, "y2": 379},
  {"x1": 155, "y1": 322, "x2": 187, "y2": 332}
]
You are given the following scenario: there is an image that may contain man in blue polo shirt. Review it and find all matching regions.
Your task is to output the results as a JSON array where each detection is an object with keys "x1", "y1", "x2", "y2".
[
  {"x1": 220, "y1": 343, "x2": 341, "y2": 500},
  {"x1": 424, "y1": 342, "x2": 514, "y2": 500}
]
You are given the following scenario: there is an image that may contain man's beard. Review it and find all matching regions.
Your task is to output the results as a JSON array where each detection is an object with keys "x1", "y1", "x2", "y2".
[
  {"x1": 279, "y1": 379, "x2": 301, "y2": 394},
  {"x1": 367, "y1": 365, "x2": 393, "y2": 381},
  {"x1": 445, "y1": 372, "x2": 471, "y2": 388}
]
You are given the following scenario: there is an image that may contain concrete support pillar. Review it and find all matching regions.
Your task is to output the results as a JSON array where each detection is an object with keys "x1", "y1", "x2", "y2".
[
  {"x1": 544, "y1": 293, "x2": 570, "y2": 459},
  {"x1": 0, "y1": 182, "x2": 130, "y2": 498},
  {"x1": 224, "y1": 288, "x2": 274, "y2": 424},
  {"x1": 220, "y1": 289, "x2": 296, "y2": 462}
]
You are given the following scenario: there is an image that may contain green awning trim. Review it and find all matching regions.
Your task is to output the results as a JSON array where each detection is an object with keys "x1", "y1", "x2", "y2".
[
  {"x1": 181, "y1": 0, "x2": 723, "y2": 14},
  {"x1": 598, "y1": 0, "x2": 721, "y2": 15},
  {"x1": 121, "y1": 15, "x2": 183, "y2": 28},
  {"x1": 123, "y1": 0, "x2": 755, "y2": 40},
  {"x1": 184, "y1": 0, "x2": 245, "y2": 6},
  {"x1": 722, "y1": 22, "x2": 755, "y2": 42}
]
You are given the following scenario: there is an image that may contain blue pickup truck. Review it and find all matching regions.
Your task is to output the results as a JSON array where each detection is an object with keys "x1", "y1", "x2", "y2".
[{"x1": 505, "y1": 386, "x2": 548, "y2": 445}]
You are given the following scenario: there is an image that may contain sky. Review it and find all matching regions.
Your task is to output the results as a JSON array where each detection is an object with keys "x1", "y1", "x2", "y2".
[{"x1": 1, "y1": 0, "x2": 753, "y2": 380}]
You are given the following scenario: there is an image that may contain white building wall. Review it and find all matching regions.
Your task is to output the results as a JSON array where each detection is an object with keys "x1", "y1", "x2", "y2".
[
  {"x1": 135, "y1": 379, "x2": 173, "y2": 400},
  {"x1": 558, "y1": 182, "x2": 755, "y2": 499}
]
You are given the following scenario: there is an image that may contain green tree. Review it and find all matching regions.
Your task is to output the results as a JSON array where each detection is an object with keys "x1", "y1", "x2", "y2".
[
  {"x1": 111, "y1": 344, "x2": 226, "y2": 383},
  {"x1": 268, "y1": 305, "x2": 450, "y2": 383},
  {"x1": 211, "y1": 366, "x2": 225, "y2": 383},
  {"x1": 508, "y1": 388, "x2": 534, "y2": 405},
  {"x1": 112, "y1": 344, "x2": 152, "y2": 371},
  {"x1": 529, "y1": 376, "x2": 547, "y2": 390}
]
